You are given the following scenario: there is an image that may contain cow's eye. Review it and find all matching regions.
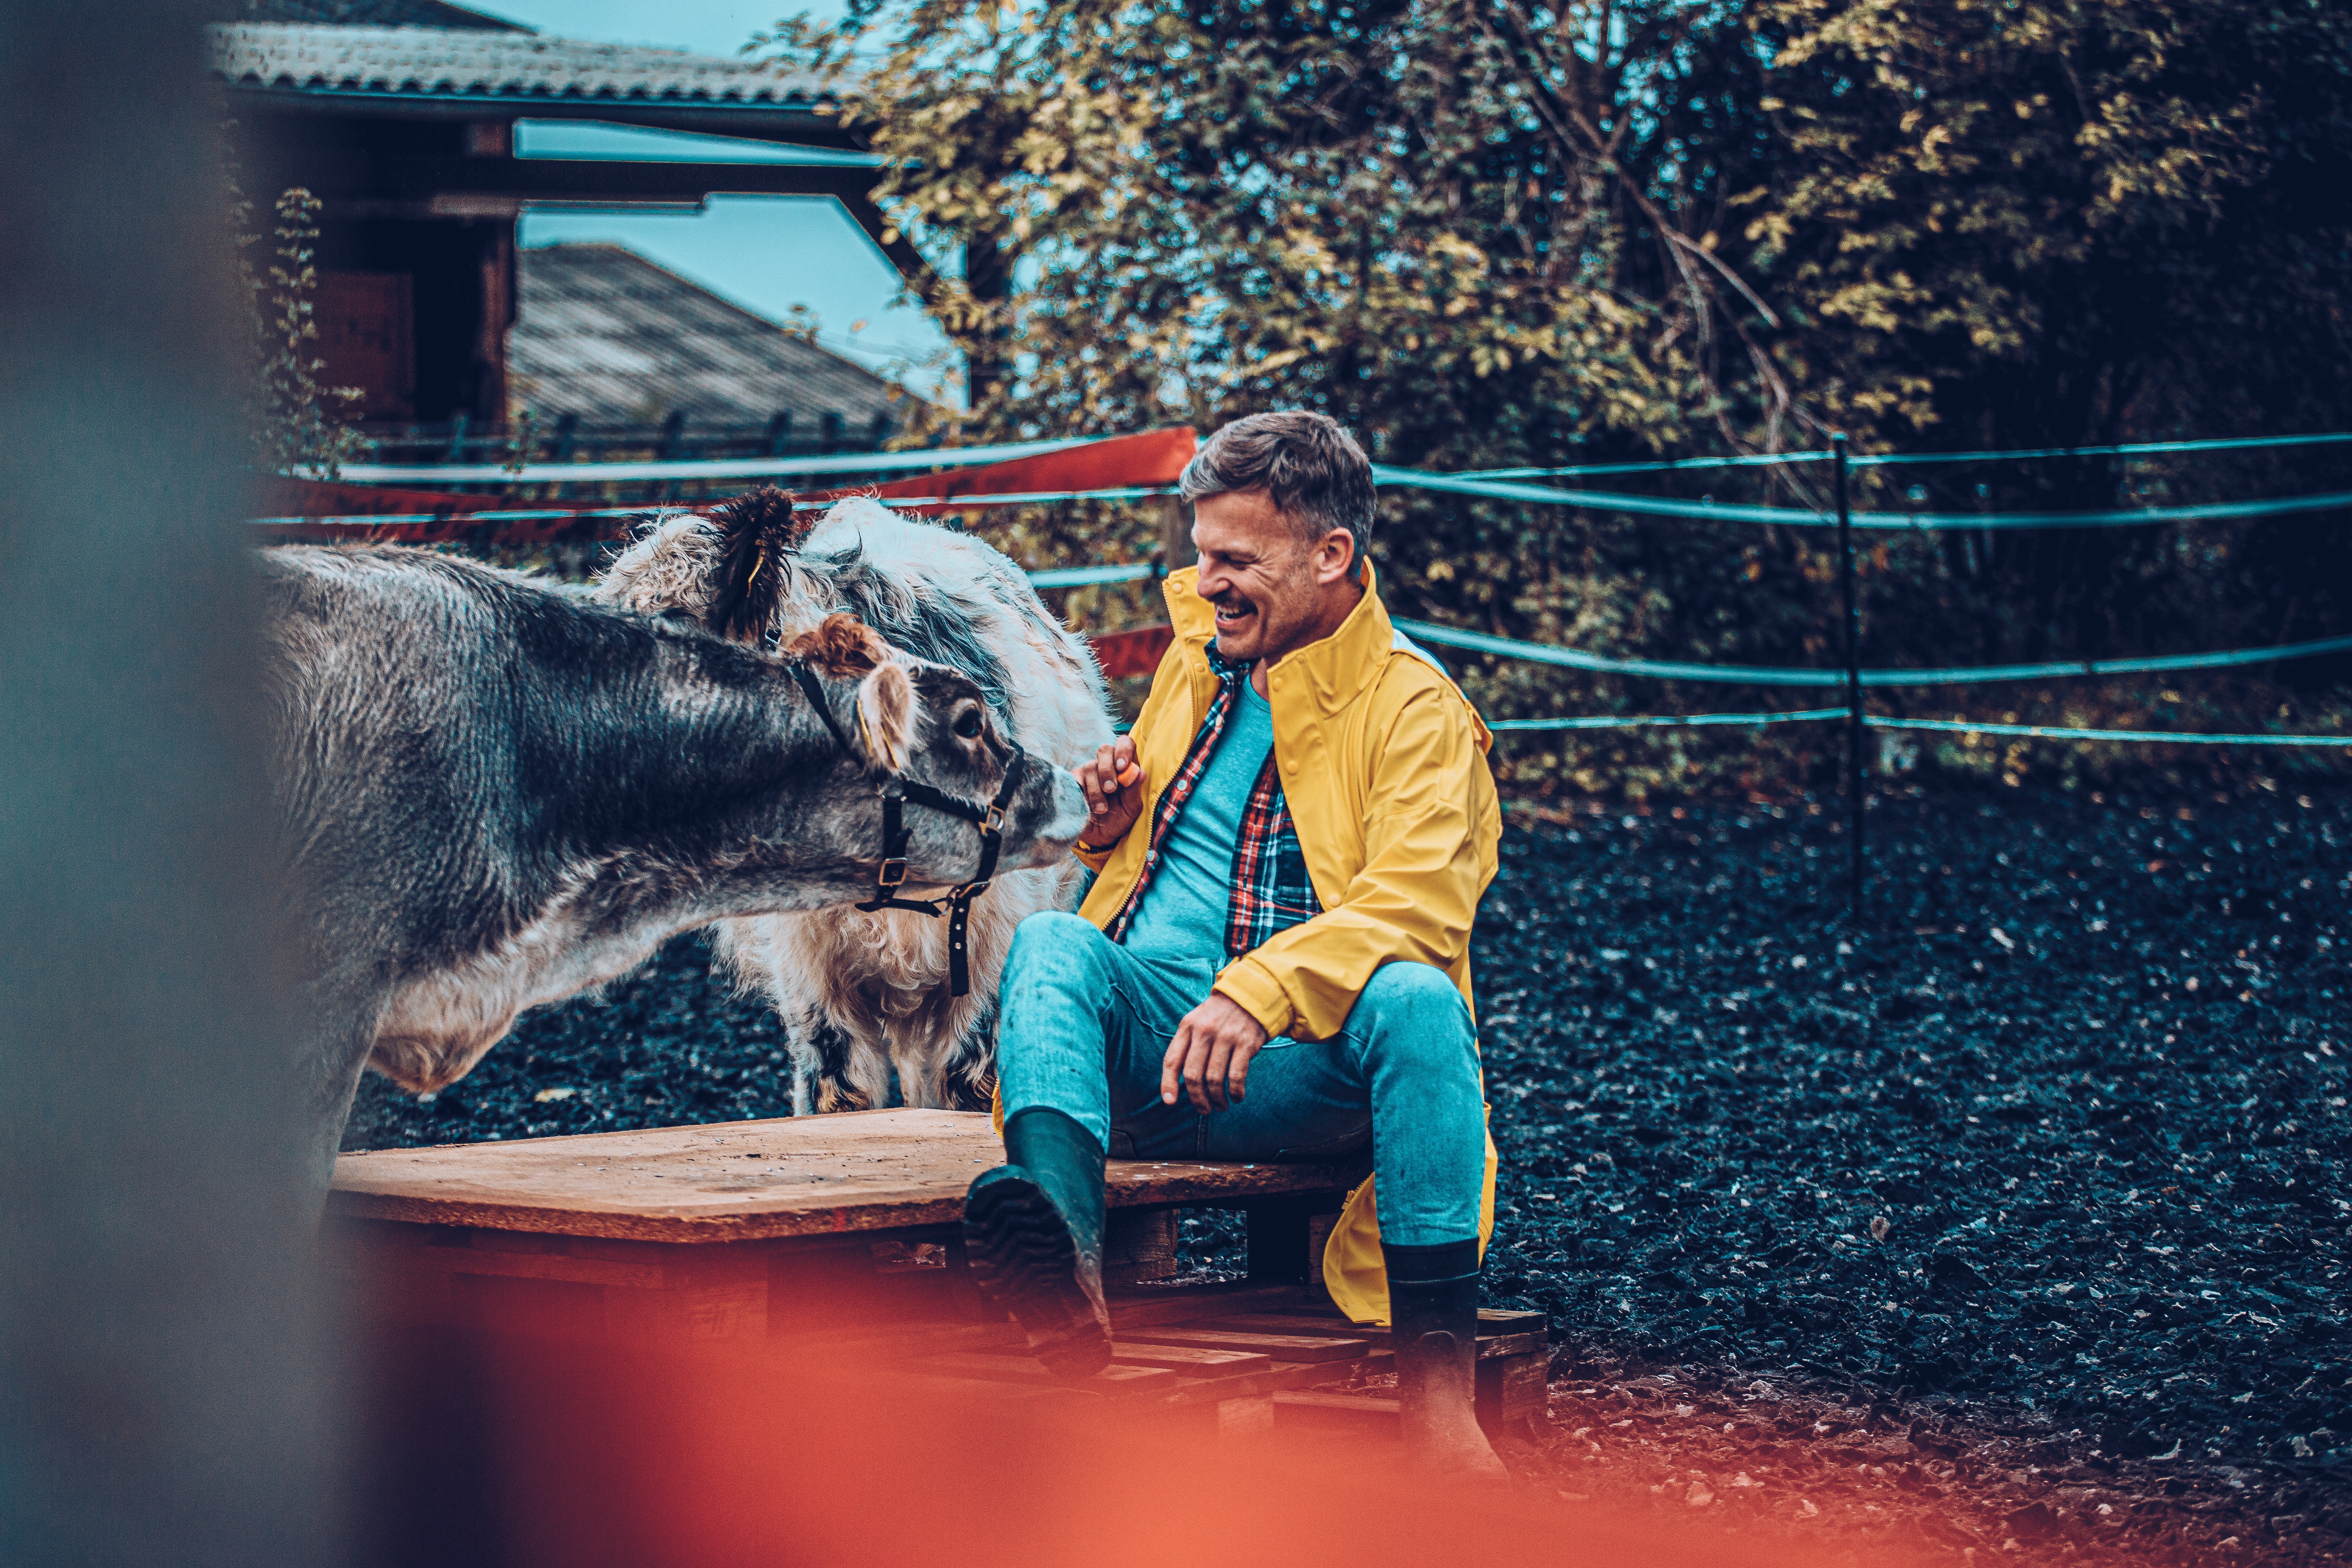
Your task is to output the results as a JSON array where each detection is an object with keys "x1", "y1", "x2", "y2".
[{"x1": 952, "y1": 708, "x2": 984, "y2": 740}]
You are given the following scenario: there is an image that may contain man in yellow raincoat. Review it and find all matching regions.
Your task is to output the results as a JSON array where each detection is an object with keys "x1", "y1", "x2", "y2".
[{"x1": 962, "y1": 412, "x2": 1504, "y2": 1477}]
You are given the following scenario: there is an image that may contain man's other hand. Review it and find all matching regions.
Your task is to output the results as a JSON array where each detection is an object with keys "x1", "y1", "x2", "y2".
[
  {"x1": 1076, "y1": 735, "x2": 1145, "y2": 848},
  {"x1": 1162, "y1": 992, "x2": 1270, "y2": 1112}
]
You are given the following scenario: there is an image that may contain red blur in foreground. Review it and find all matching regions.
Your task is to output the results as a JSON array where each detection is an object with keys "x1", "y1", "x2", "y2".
[{"x1": 354, "y1": 1290, "x2": 1907, "y2": 1568}]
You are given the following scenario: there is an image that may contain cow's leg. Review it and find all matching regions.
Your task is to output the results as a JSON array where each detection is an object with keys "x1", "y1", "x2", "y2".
[
  {"x1": 884, "y1": 982, "x2": 997, "y2": 1112},
  {"x1": 297, "y1": 989, "x2": 389, "y2": 1219},
  {"x1": 913, "y1": 877, "x2": 1028, "y2": 1112},
  {"x1": 938, "y1": 991, "x2": 1000, "y2": 1113},
  {"x1": 791, "y1": 1009, "x2": 876, "y2": 1115}
]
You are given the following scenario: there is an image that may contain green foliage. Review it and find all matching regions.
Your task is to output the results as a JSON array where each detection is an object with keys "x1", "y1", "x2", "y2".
[
  {"x1": 760, "y1": 0, "x2": 2352, "y2": 796},
  {"x1": 1746, "y1": 0, "x2": 2352, "y2": 441}
]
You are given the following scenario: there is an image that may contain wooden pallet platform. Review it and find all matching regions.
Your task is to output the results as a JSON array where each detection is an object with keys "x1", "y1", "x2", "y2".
[
  {"x1": 329, "y1": 1107, "x2": 1366, "y2": 1243},
  {"x1": 330, "y1": 1108, "x2": 1547, "y2": 1438}
]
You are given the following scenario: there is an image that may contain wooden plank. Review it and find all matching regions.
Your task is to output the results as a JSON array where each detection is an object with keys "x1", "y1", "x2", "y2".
[
  {"x1": 784, "y1": 1320, "x2": 1026, "y2": 1360},
  {"x1": 1190, "y1": 1314, "x2": 1375, "y2": 1335},
  {"x1": 1239, "y1": 1307, "x2": 1546, "y2": 1360},
  {"x1": 1476, "y1": 1309, "x2": 1550, "y2": 1333},
  {"x1": 1251, "y1": 1305, "x2": 1547, "y2": 1331},
  {"x1": 1476, "y1": 1351, "x2": 1548, "y2": 1428},
  {"x1": 1109, "y1": 1344, "x2": 1272, "y2": 1375},
  {"x1": 371, "y1": 1246, "x2": 668, "y2": 1290},
  {"x1": 1273, "y1": 1391, "x2": 1400, "y2": 1438},
  {"x1": 1470, "y1": 1331, "x2": 1546, "y2": 1361},
  {"x1": 1216, "y1": 1395, "x2": 1275, "y2": 1439},
  {"x1": 327, "y1": 1109, "x2": 1363, "y2": 1244},
  {"x1": 1106, "y1": 1281, "x2": 1314, "y2": 1331},
  {"x1": 913, "y1": 1354, "x2": 1175, "y2": 1394},
  {"x1": 1193, "y1": 1313, "x2": 1536, "y2": 1355},
  {"x1": 1119, "y1": 1327, "x2": 1372, "y2": 1363},
  {"x1": 1253, "y1": 1354, "x2": 1388, "y2": 1392},
  {"x1": 873, "y1": 1373, "x2": 1094, "y2": 1406},
  {"x1": 605, "y1": 1279, "x2": 766, "y2": 1343}
]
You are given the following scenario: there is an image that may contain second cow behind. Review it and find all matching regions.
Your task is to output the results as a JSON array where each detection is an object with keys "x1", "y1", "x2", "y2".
[{"x1": 598, "y1": 490, "x2": 1117, "y2": 1115}]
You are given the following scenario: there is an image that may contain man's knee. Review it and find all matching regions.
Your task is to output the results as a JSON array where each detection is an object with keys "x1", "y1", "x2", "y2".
[
  {"x1": 1360, "y1": 960, "x2": 1469, "y2": 1015},
  {"x1": 1004, "y1": 910, "x2": 1109, "y2": 989},
  {"x1": 1350, "y1": 962, "x2": 1475, "y2": 1063}
]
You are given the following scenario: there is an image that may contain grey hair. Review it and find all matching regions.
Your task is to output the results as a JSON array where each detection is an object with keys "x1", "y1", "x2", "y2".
[{"x1": 1179, "y1": 411, "x2": 1376, "y2": 573}]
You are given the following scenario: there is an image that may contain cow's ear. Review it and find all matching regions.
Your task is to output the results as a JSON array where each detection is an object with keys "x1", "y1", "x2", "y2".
[{"x1": 854, "y1": 661, "x2": 914, "y2": 774}]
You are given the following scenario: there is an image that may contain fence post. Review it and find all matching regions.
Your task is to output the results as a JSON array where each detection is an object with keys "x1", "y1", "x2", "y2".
[
  {"x1": 1835, "y1": 431, "x2": 1864, "y2": 917},
  {"x1": 1159, "y1": 494, "x2": 1191, "y2": 578}
]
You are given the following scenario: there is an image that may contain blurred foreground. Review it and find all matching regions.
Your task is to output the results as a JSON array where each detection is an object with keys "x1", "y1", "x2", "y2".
[{"x1": 351, "y1": 1284, "x2": 1855, "y2": 1568}]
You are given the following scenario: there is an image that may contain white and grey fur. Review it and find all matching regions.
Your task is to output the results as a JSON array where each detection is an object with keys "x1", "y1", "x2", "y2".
[
  {"x1": 597, "y1": 495, "x2": 1118, "y2": 1114},
  {"x1": 260, "y1": 543, "x2": 1087, "y2": 1189}
]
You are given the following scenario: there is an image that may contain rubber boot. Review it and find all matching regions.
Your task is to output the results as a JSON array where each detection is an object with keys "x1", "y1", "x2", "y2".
[
  {"x1": 1385, "y1": 1239, "x2": 1509, "y2": 1482},
  {"x1": 962, "y1": 1107, "x2": 1111, "y2": 1382}
]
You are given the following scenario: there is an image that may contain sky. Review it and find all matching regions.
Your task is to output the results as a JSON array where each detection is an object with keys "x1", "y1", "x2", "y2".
[{"x1": 468, "y1": 1, "x2": 960, "y2": 399}]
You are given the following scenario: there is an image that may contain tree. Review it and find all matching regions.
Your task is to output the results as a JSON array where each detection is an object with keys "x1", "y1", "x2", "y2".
[
  {"x1": 1743, "y1": 0, "x2": 2352, "y2": 660},
  {"x1": 762, "y1": 0, "x2": 2352, "y2": 793}
]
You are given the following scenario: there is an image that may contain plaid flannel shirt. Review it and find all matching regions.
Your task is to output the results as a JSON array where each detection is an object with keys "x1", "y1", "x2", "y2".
[{"x1": 1104, "y1": 648, "x2": 1322, "y2": 958}]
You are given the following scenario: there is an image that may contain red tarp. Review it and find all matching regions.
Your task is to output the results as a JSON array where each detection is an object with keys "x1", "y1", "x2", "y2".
[
  {"x1": 263, "y1": 436, "x2": 1191, "y2": 671},
  {"x1": 1087, "y1": 624, "x2": 1176, "y2": 678},
  {"x1": 820, "y1": 427, "x2": 1196, "y2": 514},
  {"x1": 252, "y1": 427, "x2": 1197, "y2": 543},
  {"x1": 254, "y1": 478, "x2": 609, "y2": 544}
]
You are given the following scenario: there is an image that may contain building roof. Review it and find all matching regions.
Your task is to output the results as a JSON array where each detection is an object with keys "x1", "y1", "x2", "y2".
[
  {"x1": 208, "y1": 22, "x2": 832, "y2": 113},
  {"x1": 212, "y1": 1, "x2": 519, "y2": 26},
  {"x1": 509, "y1": 244, "x2": 910, "y2": 431}
]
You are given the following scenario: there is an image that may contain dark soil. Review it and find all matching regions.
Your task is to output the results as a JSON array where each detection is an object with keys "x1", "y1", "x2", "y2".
[
  {"x1": 344, "y1": 781, "x2": 2352, "y2": 1562},
  {"x1": 342, "y1": 940, "x2": 796, "y2": 1148}
]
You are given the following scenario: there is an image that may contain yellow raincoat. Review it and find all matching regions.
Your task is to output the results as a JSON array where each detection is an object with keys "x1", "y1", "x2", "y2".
[{"x1": 1072, "y1": 563, "x2": 1501, "y2": 1326}]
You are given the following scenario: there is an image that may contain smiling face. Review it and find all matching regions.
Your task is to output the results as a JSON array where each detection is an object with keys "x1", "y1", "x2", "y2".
[{"x1": 1190, "y1": 489, "x2": 1365, "y2": 672}]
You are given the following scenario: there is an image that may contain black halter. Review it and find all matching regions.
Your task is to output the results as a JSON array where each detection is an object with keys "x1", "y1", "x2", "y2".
[{"x1": 790, "y1": 662, "x2": 1025, "y2": 996}]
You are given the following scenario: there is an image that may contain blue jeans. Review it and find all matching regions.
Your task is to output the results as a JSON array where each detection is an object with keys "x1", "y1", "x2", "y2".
[{"x1": 995, "y1": 911, "x2": 1485, "y2": 1248}]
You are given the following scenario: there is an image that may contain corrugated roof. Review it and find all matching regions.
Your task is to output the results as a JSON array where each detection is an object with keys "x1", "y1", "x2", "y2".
[
  {"x1": 208, "y1": 22, "x2": 831, "y2": 110},
  {"x1": 509, "y1": 244, "x2": 910, "y2": 430}
]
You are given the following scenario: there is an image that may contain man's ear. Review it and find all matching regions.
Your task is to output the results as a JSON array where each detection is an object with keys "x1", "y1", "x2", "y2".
[
  {"x1": 1315, "y1": 527, "x2": 1360, "y2": 586},
  {"x1": 854, "y1": 661, "x2": 914, "y2": 774}
]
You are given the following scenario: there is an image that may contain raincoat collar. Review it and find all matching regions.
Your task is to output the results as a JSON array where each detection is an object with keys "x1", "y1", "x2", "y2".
[{"x1": 1162, "y1": 561, "x2": 1400, "y2": 717}]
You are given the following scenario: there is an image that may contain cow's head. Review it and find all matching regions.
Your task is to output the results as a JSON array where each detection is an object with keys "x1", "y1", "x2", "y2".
[
  {"x1": 782, "y1": 613, "x2": 1087, "y2": 884},
  {"x1": 599, "y1": 486, "x2": 825, "y2": 647}
]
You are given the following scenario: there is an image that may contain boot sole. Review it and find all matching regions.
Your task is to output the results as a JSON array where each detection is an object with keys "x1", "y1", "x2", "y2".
[{"x1": 962, "y1": 1173, "x2": 1111, "y2": 1382}]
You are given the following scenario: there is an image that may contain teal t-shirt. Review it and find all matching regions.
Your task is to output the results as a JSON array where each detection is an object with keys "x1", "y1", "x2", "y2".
[{"x1": 1121, "y1": 678, "x2": 1274, "y2": 962}]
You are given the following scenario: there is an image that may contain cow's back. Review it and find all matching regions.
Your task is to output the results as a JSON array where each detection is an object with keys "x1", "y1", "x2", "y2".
[{"x1": 260, "y1": 547, "x2": 545, "y2": 962}]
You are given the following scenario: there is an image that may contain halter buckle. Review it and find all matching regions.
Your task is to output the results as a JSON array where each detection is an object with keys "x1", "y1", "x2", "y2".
[
  {"x1": 878, "y1": 857, "x2": 909, "y2": 889},
  {"x1": 983, "y1": 802, "x2": 1007, "y2": 836}
]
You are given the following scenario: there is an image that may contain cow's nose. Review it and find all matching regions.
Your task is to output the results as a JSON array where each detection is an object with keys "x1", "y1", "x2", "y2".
[{"x1": 1017, "y1": 766, "x2": 1090, "y2": 864}]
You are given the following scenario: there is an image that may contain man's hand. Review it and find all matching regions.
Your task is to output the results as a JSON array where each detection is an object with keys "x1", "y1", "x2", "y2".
[
  {"x1": 1075, "y1": 735, "x2": 1145, "y2": 848},
  {"x1": 1161, "y1": 992, "x2": 1271, "y2": 1112}
]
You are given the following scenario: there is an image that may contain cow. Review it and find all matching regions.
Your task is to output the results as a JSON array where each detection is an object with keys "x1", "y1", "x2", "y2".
[
  {"x1": 259, "y1": 543, "x2": 1088, "y2": 1192},
  {"x1": 595, "y1": 489, "x2": 1118, "y2": 1115}
]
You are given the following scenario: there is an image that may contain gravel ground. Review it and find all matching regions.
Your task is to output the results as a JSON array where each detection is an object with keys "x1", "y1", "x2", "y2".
[{"x1": 343, "y1": 780, "x2": 2352, "y2": 1561}]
